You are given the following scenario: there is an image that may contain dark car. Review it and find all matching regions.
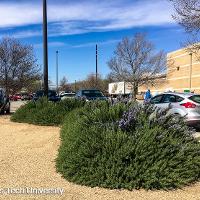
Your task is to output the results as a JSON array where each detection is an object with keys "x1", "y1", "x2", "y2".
[
  {"x1": 33, "y1": 90, "x2": 61, "y2": 102},
  {"x1": 75, "y1": 89, "x2": 107, "y2": 101},
  {"x1": 0, "y1": 88, "x2": 10, "y2": 114}
]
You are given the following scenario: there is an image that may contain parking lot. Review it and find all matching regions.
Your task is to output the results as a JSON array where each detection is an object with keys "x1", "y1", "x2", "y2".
[{"x1": 10, "y1": 100, "x2": 27, "y2": 113}]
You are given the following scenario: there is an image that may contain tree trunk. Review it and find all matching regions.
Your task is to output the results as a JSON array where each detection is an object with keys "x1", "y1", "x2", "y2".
[{"x1": 132, "y1": 83, "x2": 138, "y2": 101}]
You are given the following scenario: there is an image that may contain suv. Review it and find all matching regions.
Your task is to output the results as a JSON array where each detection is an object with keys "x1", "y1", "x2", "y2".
[
  {"x1": 33, "y1": 90, "x2": 61, "y2": 102},
  {"x1": 75, "y1": 89, "x2": 107, "y2": 101},
  {"x1": 150, "y1": 92, "x2": 200, "y2": 127},
  {"x1": 0, "y1": 88, "x2": 10, "y2": 114}
]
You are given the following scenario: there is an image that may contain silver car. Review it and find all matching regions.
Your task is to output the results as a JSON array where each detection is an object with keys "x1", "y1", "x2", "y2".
[{"x1": 150, "y1": 92, "x2": 200, "y2": 127}]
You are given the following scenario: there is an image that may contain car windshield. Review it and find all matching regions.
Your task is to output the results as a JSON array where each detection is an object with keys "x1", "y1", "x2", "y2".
[
  {"x1": 36, "y1": 91, "x2": 44, "y2": 97},
  {"x1": 36, "y1": 91, "x2": 57, "y2": 97},
  {"x1": 82, "y1": 90, "x2": 104, "y2": 97},
  {"x1": 62, "y1": 93, "x2": 75, "y2": 97},
  {"x1": 189, "y1": 95, "x2": 200, "y2": 104},
  {"x1": 48, "y1": 91, "x2": 57, "y2": 97}
]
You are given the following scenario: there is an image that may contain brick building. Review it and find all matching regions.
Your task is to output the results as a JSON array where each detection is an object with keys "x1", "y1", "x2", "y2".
[{"x1": 139, "y1": 46, "x2": 200, "y2": 95}]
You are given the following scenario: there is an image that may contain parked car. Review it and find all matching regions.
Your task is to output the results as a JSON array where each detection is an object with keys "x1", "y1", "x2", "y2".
[
  {"x1": 9, "y1": 95, "x2": 18, "y2": 101},
  {"x1": 21, "y1": 93, "x2": 33, "y2": 101},
  {"x1": 75, "y1": 89, "x2": 107, "y2": 101},
  {"x1": 33, "y1": 90, "x2": 61, "y2": 102},
  {"x1": 0, "y1": 88, "x2": 10, "y2": 114},
  {"x1": 150, "y1": 92, "x2": 200, "y2": 127},
  {"x1": 60, "y1": 92, "x2": 75, "y2": 100},
  {"x1": 9, "y1": 93, "x2": 21, "y2": 101},
  {"x1": 15, "y1": 93, "x2": 22, "y2": 100}
]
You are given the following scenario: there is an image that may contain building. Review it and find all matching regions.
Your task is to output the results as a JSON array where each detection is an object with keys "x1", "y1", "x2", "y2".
[
  {"x1": 167, "y1": 48, "x2": 200, "y2": 93},
  {"x1": 139, "y1": 46, "x2": 200, "y2": 95}
]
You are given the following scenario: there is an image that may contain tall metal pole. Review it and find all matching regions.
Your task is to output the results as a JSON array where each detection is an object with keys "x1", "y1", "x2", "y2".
[
  {"x1": 75, "y1": 80, "x2": 77, "y2": 92},
  {"x1": 189, "y1": 52, "x2": 192, "y2": 91},
  {"x1": 43, "y1": 0, "x2": 48, "y2": 96},
  {"x1": 56, "y1": 51, "x2": 59, "y2": 93},
  {"x1": 96, "y1": 44, "x2": 98, "y2": 87}
]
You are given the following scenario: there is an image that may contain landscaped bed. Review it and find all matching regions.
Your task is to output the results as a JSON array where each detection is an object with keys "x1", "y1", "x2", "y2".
[
  {"x1": 1, "y1": 115, "x2": 200, "y2": 200},
  {"x1": 11, "y1": 99, "x2": 200, "y2": 191}
]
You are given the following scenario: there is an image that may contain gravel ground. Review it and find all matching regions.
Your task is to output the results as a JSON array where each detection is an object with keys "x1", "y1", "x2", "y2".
[{"x1": 1, "y1": 116, "x2": 200, "y2": 199}]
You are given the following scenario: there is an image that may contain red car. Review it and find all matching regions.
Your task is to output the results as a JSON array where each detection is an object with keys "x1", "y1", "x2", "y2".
[{"x1": 9, "y1": 94, "x2": 21, "y2": 101}]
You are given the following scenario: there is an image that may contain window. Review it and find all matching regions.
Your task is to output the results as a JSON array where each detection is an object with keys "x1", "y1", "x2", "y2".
[
  {"x1": 36, "y1": 91, "x2": 44, "y2": 97},
  {"x1": 162, "y1": 94, "x2": 176, "y2": 103},
  {"x1": 162, "y1": 94, "x2": 184, "y2": 103},
  {"x1": 48, "y1": 91, "x2": 57, "y2": 97},
  {"x1": 189, "y1": 95, "x2": 200, "y2": 104},
  {"x1": 150, "y1": 95, "x2": 163, "y2": 104},
  {"x1": 76, "y1": 91, "x2": 81, "y2": 97},
  {"x1": 82, "y1": 90, "x2": 104, "y2": 97},
  {"x1": 176, "y1": 95, "x2": 184, "y2": 102}
]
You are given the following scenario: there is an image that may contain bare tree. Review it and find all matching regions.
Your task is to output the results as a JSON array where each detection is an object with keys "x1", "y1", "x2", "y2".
[
  {"x1": 0, "y1": 37, "x2": 41, "y2": 94},
  {"x1": 170, "y1": 0, "x2": 200, "y2": 55},
  {"x1": 69, "y1": 74, "x2": 110, "y2": 94},
  {"x1": 171, "y1": 0, "x2": 200, "y2": 33},
  {"x1": 107, "y1": 33, "x2": 166, "y2": 100},
  {"x1": 81, "y1": 74, "x2": 109, "y2": 94},
  {"x1": 59, "y1": 76, "x2": 72, "y2": 91}
]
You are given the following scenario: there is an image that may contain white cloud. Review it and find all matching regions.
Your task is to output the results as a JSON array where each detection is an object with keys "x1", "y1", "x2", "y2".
[
  {"x1": 33, "y1": 39, "x2": 120, "y2": 49},
  {"x1": 0, "y1": 3, "x2": 41, "y2": 27},
  {"x1": 0, "y1": 0, "x2": 174, "y2": 37},
  {"x1": 72, "y1": 39, "x2": 121, "y2": 48},
  {"x1": 34, "y1": 41, "x2": 66, "y2": 48}
]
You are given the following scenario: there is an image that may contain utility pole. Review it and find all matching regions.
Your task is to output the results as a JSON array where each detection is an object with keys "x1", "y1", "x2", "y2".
[
  {"x1": 189, "y1": 52, "x2": 192, "y2": 91},
  {"x1": 56, "y1": 50, "x2": 59, "y2": 93},
  {"x1": 43, "y1": 0, "x2": 48, "y2": 96},
  {"x1": 96, "y1": 44, "x2": 98, "y2": 88},
  {"x1": 75, "y1": 80, "x2": 77, "y2": 92}
]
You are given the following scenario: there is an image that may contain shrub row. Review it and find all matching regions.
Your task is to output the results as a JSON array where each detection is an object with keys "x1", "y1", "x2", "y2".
[
  {"x1": 56, "y1": 101, "x2": 200, "y2": 190},
  {"x1": 11, "y1": 98, "x2": 200, "y2": 190},
  {"x1": 11, "y1": 97, "x2": 85, "y2": 126}
]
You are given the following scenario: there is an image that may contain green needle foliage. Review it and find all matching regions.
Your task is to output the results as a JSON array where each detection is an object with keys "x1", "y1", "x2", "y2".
[
  {"x1": 56, "y1": 101, "x2": 200, "y2": 190},
  {"x1": 11, "y1": 97, "x2": 85, "y2": 126}
]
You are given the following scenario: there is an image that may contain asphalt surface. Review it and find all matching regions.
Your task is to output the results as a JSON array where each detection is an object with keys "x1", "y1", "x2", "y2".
[{"x1": 10, "y1": 100, "x2": 27, "y2": 113}]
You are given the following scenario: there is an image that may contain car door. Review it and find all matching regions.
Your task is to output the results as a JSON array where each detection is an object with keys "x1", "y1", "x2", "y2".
[
  {"x1": 159, "y1": 94, "x2": 178, "y2": 109},
  {"x1": 150, "y1": 94, "x2": 164, "y2": 108}
]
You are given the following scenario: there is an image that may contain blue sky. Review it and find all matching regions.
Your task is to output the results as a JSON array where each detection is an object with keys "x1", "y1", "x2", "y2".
[{"x1": 0, "y1": 0, "x2": 189, "y2": 84}]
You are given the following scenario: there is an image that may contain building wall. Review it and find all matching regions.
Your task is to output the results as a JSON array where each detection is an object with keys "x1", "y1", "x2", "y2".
[
  {"x1": 167, "y1": 48, "x2": 200, "y2": 93},
  {"x1": 138, "y1": 47, "x2": 200, "y2": 95}
]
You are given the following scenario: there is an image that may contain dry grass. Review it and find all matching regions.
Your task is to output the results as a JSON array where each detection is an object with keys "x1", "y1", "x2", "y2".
[{"x1": 0, "y1": 115, "x2": 200, "y2": 200}]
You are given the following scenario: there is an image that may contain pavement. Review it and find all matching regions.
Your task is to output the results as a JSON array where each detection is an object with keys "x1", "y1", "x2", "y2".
[{"x1": 10, "y1": 100, "x2": 27, "y2": 113}]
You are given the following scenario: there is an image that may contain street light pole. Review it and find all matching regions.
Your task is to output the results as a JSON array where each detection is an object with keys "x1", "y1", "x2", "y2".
[
  {"x1": 75, "y1": 80, "x2": 77, "y2": 92},
  {"x1": 43, "y1": 0, "x2": 48, "y2": 96},
  {"x1": 56, "y1": 51, "x2": 59, "y2": 93},
  {"x1": 189, "y1": 52, "x2": 192, "y2": 91}
]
